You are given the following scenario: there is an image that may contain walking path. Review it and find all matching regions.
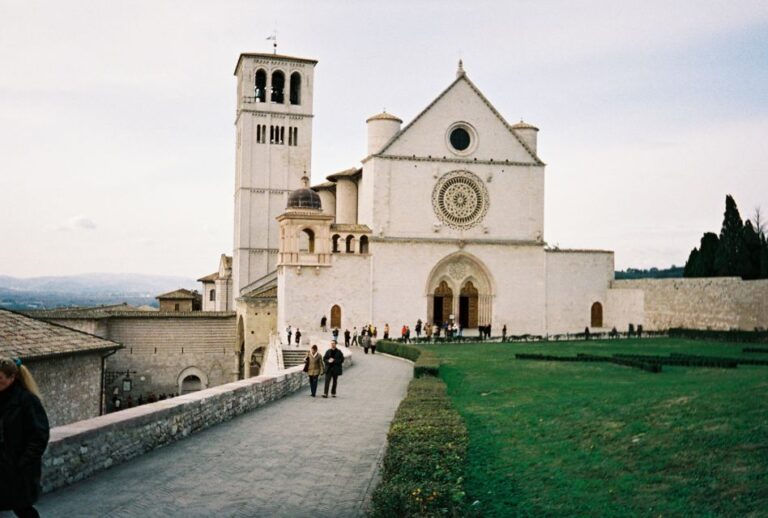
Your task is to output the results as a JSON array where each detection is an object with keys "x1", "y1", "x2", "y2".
[{"x1": 30, "y1": 351, "x2": 412, "y2": 517}]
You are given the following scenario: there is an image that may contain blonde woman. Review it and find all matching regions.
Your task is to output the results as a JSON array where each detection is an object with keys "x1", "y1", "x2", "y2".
[
  {"x1": 304, "y1": 345, "x2": 324, "y2": 397},
  {"x1": 0, "y1": 358, "x2": 50, "y2": 518}
]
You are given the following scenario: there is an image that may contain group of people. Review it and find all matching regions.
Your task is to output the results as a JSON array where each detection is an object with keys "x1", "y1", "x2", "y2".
[
  {"x1": 0, "y1": 358, "x2": 50, "y2": 518},
  {"x1": 285, "y1": 325, "x2": 302, "y2": 346}
]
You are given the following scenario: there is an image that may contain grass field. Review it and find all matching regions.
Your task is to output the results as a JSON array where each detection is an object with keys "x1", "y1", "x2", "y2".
[{"x1": 424, "y1": 338, "x2": 768, "y2": 517}]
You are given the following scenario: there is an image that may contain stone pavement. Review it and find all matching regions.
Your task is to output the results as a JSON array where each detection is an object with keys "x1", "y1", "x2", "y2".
[{"x1": 26, "y1": 350, "x2": 412, "y2": 518}]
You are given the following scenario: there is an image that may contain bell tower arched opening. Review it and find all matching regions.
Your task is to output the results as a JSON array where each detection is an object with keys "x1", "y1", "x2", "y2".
[{"x1": 432, "y1": 281, "x2": 453, "y2": 326}]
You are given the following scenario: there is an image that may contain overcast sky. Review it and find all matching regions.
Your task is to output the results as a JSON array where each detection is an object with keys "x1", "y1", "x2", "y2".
[{"x1": 1, "y1": 0, "x2": 767, "y2": 278}]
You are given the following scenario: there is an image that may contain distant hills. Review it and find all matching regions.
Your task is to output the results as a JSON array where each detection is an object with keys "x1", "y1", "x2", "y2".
[{"x1": 0, "y1": 273, "x2": 198, "y2": 311}]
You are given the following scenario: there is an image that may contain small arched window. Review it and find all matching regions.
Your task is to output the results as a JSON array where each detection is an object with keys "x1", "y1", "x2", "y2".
[
  {"x1": 359, "y1": 235, "x2": 369, "y2": 254},
  {"x1": 254, "y1": 69, "x2": 267, "y2": 102},
  {"x1": 290, "y1": 72, "x2": 301, "y2": 105},
  {"x1": 332, "y1": 234, "x2": 341, "y2": 253},
  {"x1": 181, "y1": 375, "x2": 202, "y2": 394},
  {"x1": 345, "y1": 235, "x2": 355, "y2": 253},
  {"x1": 209, "y1": 289, "x2": 216, "y2": 302},
  {"x1": 299, "y1": 228, "x2": 315, "y2": 253},
  {"x1": 271, "y1": 70, "x2": 285, "y2": 104}
]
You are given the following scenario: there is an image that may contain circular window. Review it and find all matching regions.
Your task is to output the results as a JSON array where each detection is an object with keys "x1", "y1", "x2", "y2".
[
  {"x1": 449, "y1": 127, "x2": 470, "y2": 151},
  {"x1": 432, "y1": 171, "x2": 489, "y2": 230}
]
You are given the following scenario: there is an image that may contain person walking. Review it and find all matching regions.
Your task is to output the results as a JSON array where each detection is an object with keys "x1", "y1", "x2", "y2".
[
  {"x1": 351, "y1": 327, "x2": 359, "y2": 347},
  {"x1": 383, "y1": 323, "x2": 389, "y2": 340},
  {"x1": 370, "y1": 336, "x2": 377, "y2": 355},
  {"x1": 320, "y1": 315, "x2": 327, "y2": 332},
  {"x1": 502, "y1": 324, "x2": 507, "y2": 342},
  {"x1": 304, "y1": 345, "x2": 324, "y2": 397},
  {"x1": 362, "y1": 332, "x2": 371, "y2": 354},
  {"x1": 286, "y1": 325, "x2": 292, "y2": 345},
  {"x1": 332, "y1": 328, "x2": 339, "y2": 342},
  {"x1": 415, "y1": 319, "x2": 422, "y2": 339},
  {"x1": 322, "y1": 340, "x2": 344, "y2": 398},
  {"x1": 295, "y1": 328, "x2": 302, "y2": 347},
  {"x1": 0, "y1": 358, "x2": 50, "y2": 518},
  {"x1": 343, "y1": 329, "x2": 350, "y2": 347},
  {"x1": 425, "y1": 322, "x2": 433, "y2": 342}
]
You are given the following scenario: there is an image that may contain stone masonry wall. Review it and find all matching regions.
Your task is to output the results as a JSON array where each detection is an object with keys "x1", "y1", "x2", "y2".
[
  {"x1": 28, "y1": 353, "x2": 103, "y2": 427},
  {"x1": 611, "y1": 277, "x2": 768, "y2": 331},
  {"x1": 42, "y1": 366, "x2": 308, "y2": 493}
]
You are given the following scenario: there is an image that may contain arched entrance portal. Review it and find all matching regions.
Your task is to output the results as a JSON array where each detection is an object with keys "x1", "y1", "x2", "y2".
[
  {"x1": 432, "y1": 281, "x2": 453, "y2": 326},
  {"x1": 426, "y1": 252, "x2": 494, "y2": 330},
  {"x1": 591, "y1": 302, "x2": 603, "y2": 328},
  {"x1": 459, "y1": 281, "x2": 479, "y2": 328},
  {"x1": 330, "y1": 304, "x2": 341, "y2": 328}
]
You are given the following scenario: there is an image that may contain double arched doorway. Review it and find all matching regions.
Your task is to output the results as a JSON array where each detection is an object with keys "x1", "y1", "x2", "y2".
[{"x1": 426, "y1": 253, "x2": 493, "y2": 329}]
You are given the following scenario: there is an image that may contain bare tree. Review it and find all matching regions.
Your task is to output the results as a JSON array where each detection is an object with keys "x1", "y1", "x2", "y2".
[{"x1": 755, "y1": 206, "x2": 766, "y2": 239}]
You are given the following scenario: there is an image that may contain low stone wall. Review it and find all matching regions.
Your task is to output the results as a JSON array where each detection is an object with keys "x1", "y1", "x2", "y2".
[{"x1": 42, "y1": 365, "x2": 307, "y2": 494}]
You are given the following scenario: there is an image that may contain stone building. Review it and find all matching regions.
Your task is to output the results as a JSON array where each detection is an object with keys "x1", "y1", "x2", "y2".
[
  {"x1": 156, "y1": 288, "x2": 202, "y2": 312},
  {"x1": 29, "y1": 307, "x2": 237, "y2": 401},
  {"x1": 198, "y1": 254, "x2": 234, "y2": 312},
  {"x1": 0, "y1": 308, "x2": 121, "y2": 427}
]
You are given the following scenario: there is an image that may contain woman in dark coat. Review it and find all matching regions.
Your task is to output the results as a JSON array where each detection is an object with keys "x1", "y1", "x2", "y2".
[{"x1": 0, "y1": 358, "x2": 50, "y2": 518}]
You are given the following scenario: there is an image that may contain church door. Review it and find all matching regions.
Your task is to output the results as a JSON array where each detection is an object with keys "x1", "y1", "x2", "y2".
[
  {"x1": 330, "y1": 304, "x2": 342, "y2": 328},
  {"x1": 460, "y1": 281, "x2": 479, "y2": 328},
  {"x1": 433, "y1": 281, "x2": 453, "y2": 326},
  {"x1": 591, "y1": 302, "x2": 603, "y2": 328}
]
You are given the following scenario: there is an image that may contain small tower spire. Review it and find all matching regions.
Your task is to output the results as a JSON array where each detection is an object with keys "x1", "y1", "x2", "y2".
[
  {"x1": 456, "y1": 59, "x2": 465, "y2": 78},
  {"x1": 301, "y1": 173, "x2": 309, "y2": 188}
]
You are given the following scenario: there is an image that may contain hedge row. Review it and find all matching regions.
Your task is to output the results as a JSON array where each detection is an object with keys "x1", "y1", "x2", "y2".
[
  {"x1": 743, "y1": 347, "x2": 768, "y2": 354},
  {"x1": 614, "y1": 354, "x2": 738, "y2": 369},
  {"x1": 370, "y1": 374, "x2": 468, "y2": 516},
  {"x1": 669, "y1": 328, "x2": 768, "y2": 343},
  {"x1": 515, "y1": 353, "x2": 661, "y2": 373},
  {"x1": 669, "y1": 353, "x2": 768, "y2": 367},
  {"x1": 376, "y1": 340, "x2": 440, "y2": 377}
]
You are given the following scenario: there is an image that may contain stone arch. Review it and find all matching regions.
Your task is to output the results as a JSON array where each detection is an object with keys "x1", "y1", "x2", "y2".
[
  {"x1": 299, "y1": 228, "x2": 315, "y2": 253},
  {"x1": 359, "y1": 235, "x2": 369, "y2": 254},
  {"x1": 254, "y1": 68, "x2": 267, "y2": 102},
  {"x1": 345, "y1": 235, "x2": 355, "y2": 253},
  {"x1": 591, "y1": 302, "x2": 603, "y2": 328},
  {"x1": 432, "y1": 280, "x2": 454, "y2": 326},
  {"x1": 425, "y1": 252, "x2": 494, "y2": 329},
  {"x1": 332, "y1": 234, "x2": 341, "y2": 253},
  {"x1": 270, "y1": 70, "x2": 285, "y2": 103},
  {"x1": 289, "y1": 72, "x2": 301, "y2": 105},
  {"x1": 250, "y1": 347, "x2": 265, "y2": 376},
  {"x1": 177, "y1": 366, "x2": 208, "y2": 395}
]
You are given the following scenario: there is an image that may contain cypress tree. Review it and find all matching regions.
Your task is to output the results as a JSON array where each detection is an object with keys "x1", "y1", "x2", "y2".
[
  {"x1": 683, "y1": 248, "x2": 699, "y2": 277},
  {"x1": 714, "y1": 195, "x2": 750, "y2": 277},
  {"x1": 698, "y1": 232, "x2": 720, "y2": 276},
  {"x1": 742, "y1": 220, "x2": 762, "y2": 280}
]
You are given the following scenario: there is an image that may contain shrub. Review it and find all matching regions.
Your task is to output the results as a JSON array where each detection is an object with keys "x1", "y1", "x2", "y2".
[
  {"x1": 669, "y1": 328, "x2": 768, "y2": 343},
  {"x1": 376, "y1": 340, "x2": 440, "y2": 377},
  {"x1": 371, "y1": 377, "x2": 468, "y2": 517}
]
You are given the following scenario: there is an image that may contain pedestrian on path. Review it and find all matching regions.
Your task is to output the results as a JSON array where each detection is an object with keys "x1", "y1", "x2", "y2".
[
  {"x1": 320, "y1": 315, "x2": 327, "y2": 332},
  {"x1": 304, "y1": 345, "x2": 324, "y2": 397},
  {"x1": 0, "y1": 358, "x2": 50, "y2": 518},
  {"x1": 322, "y1": 340, "x2": 344, "y2": 398},
  {"x1": 351, "y1": 327, "x2": 359, "y2": 346},
  {"x1": 286, "y1": 325, "x2": 292, "y2": 345},
  {"x1": 362, "y1": 333, "x2": 371, "y2": 354},
  {"x1": 344, "y1": 329, "x2": 350, "y2": 347},
  {"x1": 370, "y1": 337, "x2": 377, "y2": 355},
  {"x1": 295, "y1": 328, "x2": 302, "y2": 347}
]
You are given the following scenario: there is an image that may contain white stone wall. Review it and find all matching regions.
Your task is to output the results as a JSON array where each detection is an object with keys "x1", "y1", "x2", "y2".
[
  {"x1": 278, "y1": 254, "x2": 373, "y2": 340},
  {"x1": 545, "y1": 250, "x2": 614, "y2": 333},
  {"x1": 605, "y1": 288, "x2": 645, "y2": 331},
  {"x1": 611, "y1": 277, "x2": 768, "y2": 331}
]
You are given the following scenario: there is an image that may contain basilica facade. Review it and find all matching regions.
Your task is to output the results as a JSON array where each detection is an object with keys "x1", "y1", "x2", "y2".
[{"x1": 227, "y1": 51, "x2": 639, "y2": 346}]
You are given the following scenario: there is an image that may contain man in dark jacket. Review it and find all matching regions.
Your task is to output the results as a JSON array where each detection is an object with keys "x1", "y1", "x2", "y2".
[
  {"x1": 0, "y1": 361, "x2": 50, "y2": 518},
  {"x1": 322, "y1": 340, "x2": 344, "y2": 398}
]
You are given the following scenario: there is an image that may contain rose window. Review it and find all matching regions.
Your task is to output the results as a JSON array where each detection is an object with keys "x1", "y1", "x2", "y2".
[{"x1": 432, "y1": 171, "x2": 489, "y2": 230}]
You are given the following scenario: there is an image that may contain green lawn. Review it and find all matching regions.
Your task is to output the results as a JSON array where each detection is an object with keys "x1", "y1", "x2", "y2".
[{"x1": 424, "y1": 338, "x2": 768, "y2": 517}]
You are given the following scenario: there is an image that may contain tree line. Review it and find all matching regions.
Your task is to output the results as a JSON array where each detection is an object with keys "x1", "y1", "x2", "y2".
[{"x1": 684, "y1": 195, "x2": 768, "y2": 279}]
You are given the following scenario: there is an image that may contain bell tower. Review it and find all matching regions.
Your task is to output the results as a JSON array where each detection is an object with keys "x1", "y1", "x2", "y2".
[{"x1": 232, "y1": 52, "x2": 318, "y2": 294}]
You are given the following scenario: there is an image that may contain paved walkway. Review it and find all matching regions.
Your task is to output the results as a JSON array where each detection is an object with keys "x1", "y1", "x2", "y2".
[{"x1": 27, "y1": 351, "x2": 412, "y2": 518}]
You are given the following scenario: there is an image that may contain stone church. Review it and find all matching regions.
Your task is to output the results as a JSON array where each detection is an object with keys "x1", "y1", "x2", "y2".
[{"x1": 221, "y1": 51, "x2": 645, "y2": 359}]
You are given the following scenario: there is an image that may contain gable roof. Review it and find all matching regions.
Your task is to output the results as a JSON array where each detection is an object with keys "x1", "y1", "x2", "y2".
[
  {"x1": 0, "y1": 308, "x2": 121, "y2": 360},
  {"x1": 155, "y1": 288, "x2": 198, "y2": 300},
  {"x1": 375, "y1": 73, "x2": 544, "y2": 165},
  {"x1": 197, "y1": 272, "x2": 219, "y2": 282}
]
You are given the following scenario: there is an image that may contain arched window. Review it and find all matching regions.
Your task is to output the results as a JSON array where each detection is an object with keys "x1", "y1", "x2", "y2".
[
  {"x1": 591, "y1": 302, "x2": 603, "y2": 328},
  {"x1": 209, "y1": 289, "x2": 216, "y2": 302},
  {"x1": 271, "y1": 70, "x2": 285, "y2": 103},
  {"x1": 345, "y1": 235, "x2": 355, "y2": 253},
  {"x1": 299, "y1": 228, "x2": 315, "y2": 253},
  {"x1": 332, "y1": 234, "x2": 341, "y2": 253},
  {"x1": 254, "y1": 69, "x2": 267, "y2": 102},
  {"x1": 290, "y1": 72, "x2": 301, "y2": 105},
  {"x1": 181, "y1": 375, "x2": 202, "y2": 394},
  {"x1": 359, "y1": 235, "x2": 369, "y2": 254}
]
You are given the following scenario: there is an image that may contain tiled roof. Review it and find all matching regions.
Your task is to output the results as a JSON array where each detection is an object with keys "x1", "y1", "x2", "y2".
[
  {"x1": 155, "y1": 289, "x2": 198, "y2": 300},
  {"x1": 197, "y1": 272, "x2": 219, "y2": 282},
  {"x1": 326, "y1": 167, "x2": 362, "y2": 182},
  {"x1": 0, "y1": 309, "x2": 121, "y2": 360},
  {"x1": 27, "y1": 310, "x2": 234, "y2": 320},
  {"x1": 240, "y1": 270, "x2": 278, "y2": 299}
]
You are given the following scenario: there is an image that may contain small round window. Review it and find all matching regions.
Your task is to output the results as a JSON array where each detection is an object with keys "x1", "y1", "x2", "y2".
[{"x1": 449, "y1": 127, "x2": 471, "y2": 151}]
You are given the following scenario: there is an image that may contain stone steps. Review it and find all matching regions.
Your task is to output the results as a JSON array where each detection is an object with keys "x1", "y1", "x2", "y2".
[{"x1": 282, "y1": 349, "x2": 309, "y2": 368}]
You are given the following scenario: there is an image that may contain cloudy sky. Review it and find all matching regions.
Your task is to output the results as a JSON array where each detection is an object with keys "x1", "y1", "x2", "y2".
[{"x1": 1, "y1": 0, "x2": 767, "y2": 278}]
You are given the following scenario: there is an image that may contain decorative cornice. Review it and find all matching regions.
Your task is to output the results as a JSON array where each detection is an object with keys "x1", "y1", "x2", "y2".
[
  {"x1": 371, "y1": 236, "x2": 543, "y2": 247},
  {"x1": 364, "y1": 154, "x2": 541, "y2": 167},
  {"x1": 236, "y1": 188, "x2": 293, "y2": 195},
  {"x1": 235, "y1": 110, "x2": 313, "y2": 124}
]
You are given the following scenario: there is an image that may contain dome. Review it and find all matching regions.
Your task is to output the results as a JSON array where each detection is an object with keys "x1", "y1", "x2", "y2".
[
  {"x1": 366, "y1": 111, "x2": 402, "y2": 123},
  {"x1": 512, "y1": 120, "x2": 539, "y2": 131},
  {"x1": 287, "y1": 186, "x2": 322, "y2": 210}
]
